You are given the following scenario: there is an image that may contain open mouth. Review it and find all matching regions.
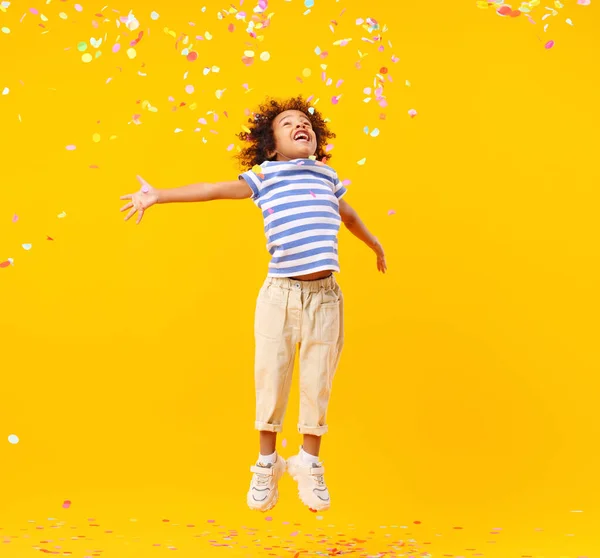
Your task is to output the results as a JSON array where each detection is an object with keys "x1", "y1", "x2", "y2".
[{"x1": 293, "y1": 130, "x2": 310, "y2": 142}]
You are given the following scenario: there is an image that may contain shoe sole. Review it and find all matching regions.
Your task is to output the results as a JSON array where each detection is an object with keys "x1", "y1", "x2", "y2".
[
  {"x1": 287, "y1": 460, "x2": 330, "y2": 512},
  {"x1": 247, "y1": 488, "x2": 279, "y2": 512}
]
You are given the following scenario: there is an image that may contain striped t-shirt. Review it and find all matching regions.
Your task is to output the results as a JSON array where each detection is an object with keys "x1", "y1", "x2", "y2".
[{"x1": 239, "y1": 158, "x2": 347, "y2": 278}]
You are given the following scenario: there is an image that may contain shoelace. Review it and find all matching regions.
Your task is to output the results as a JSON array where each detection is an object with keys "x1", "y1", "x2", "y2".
[
  {"x1": 255, "y1": 473, "x2": 271, "y2": 487},
  {"x1": 312, "y1": 463, "x2": 325, "y2": 487},
  {"x1": 254, "y1": 463, "x2": 273, "y2": 487}
]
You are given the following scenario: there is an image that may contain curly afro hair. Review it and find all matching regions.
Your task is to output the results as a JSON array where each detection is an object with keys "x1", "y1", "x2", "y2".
[{"x1": 235, "y1": 95, "x2": 336, "y2": 170}]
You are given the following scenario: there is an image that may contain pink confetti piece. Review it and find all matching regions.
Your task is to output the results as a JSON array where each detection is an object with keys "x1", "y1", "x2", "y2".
[
  {"x1": 66, "y1": 145, "x2": 76, "y2": 150},
  {"x1": 185, "y1": 85, "x2": 194, "y2": 94},
  {"x1": 310, "y1": 191, "x2": 316, "y2": 198},
  {"x1": 577, "y1": 0, "x2": 591, "y2": 4},
  {"x1": 265, "y1": 516, "x2": 273, "y2": 521},
  {"x1": 408, "y1": 109, "x2": 417, "y2": 118},
  {"x1": 545, "y1": 40, "x2": 555, "y2": 49},
  {"x1": 388, "y1": 209, "x2": 396, "y2": 215},
  {"x1": 62, "y1": 500, "x2": 71, "y2": 509},
  {"x1": 282, "y1": 438, "x2": 287, "y2": 448},
  {"x1": 141, "y1": 185, "x2": 149, "y2": 193},
  {"x1": 267, "y1": 208, "x2": 274, "y2": 214},
  {"x1": 112, "y1": 43, "x2": 121, "y2": 53},
  {"x1": 12, "y1": 214, "x2": 18, "y2": 223}
]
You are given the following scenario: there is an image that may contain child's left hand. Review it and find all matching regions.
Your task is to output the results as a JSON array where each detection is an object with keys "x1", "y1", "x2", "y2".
[{"x1": 373, "y1": 239, "x2": 387, "y2": 274}]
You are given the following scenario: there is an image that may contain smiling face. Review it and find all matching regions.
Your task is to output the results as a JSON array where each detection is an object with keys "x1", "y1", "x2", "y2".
[{"x1": 269, "y1": 109, "x2": 317, "y2": 161}]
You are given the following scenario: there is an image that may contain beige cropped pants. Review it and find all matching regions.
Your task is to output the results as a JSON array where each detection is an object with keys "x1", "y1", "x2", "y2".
[{"x1": 254, "y1": 273, "x2": 344, "y2": 436}]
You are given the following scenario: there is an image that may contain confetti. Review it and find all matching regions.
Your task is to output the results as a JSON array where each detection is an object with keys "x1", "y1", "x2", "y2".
[
  {"x1": 260, "y1": 51, "x2": 270, "y2": 61},
  {"x1": 185, "y1": 84, "x2": 195, "y2": 94},
  {"x1": 388, "y1": 209, "x2": 396, "y2": 215},
  {"x1": 92, "y1": 133, "x2": 101, "y2": 142},
  {"x1": 545, "y1": 40, "x2": 555, "y2": 48},
  {"x1": 82, "y1": 53, "x2": 93, "y2": 63},
  {"x1": 150, "y1": 11, "x2": 160, "y2": 20},
  {"x1": 66, "y1": 145, "x2": 77, "y2": 150},
  {"x1": 408, "y1": 109, "x2": 417, "y2": 118},
  {"x1": 22, "y1": 243, "x2": 32, "y2": 250},
  {"x1": 577, "y1": 0, "x2": 590, "y2": 4},
  {"x1": 1, "y1": 26, "x2": 10, "y2": 33},
  {"x1": 62, "y1": 500, "x2": 72, "y2": 509},
  {"x1": 127, "y1": 48, "x2": 137, "y2": 59},
  {"x1": 305, "y1": 0, "x2": 315, "y2": 7},
  {"x1": 357, "y1": 158, "x2": 366, "y2": 165},
  {"x1": 2, "y1": 87, "x2": 8, "y2": 95},
  {"x1": 8, "y1": 434, "x2": 19, "y2": 444},
  {"x1": 302, "y1": 68, "x2": 311, "y2": 77}
]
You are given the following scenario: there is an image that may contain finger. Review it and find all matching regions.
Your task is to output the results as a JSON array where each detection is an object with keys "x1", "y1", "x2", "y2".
[
  {"x1": 136, "y1": 175, "x2": 148, "y2": 187},
  {"x1": 124, "y1": 207, "x2": 136, "y2": 221},
  {"x1": 120, "y1": 202, "x2": 133, "y2": 212},
  {"x1": 136, "y1": 208, "x2": 144, "y2": 224},
  {"x1": 120, "y1": 194, "x2": 133, "y2": 200}
]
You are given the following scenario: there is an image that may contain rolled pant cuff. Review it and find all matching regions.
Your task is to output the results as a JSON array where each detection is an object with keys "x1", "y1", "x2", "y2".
[
  {"x1": 297, "y1": 424, "x2": 328, "y2": 436},
  {"x1": 255, "y1": 421, "x2": 283, "y2": 433}
]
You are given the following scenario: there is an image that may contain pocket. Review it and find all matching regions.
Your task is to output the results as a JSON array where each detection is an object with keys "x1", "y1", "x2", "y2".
[
  {"x1": 254, "y1": 285, "x2": 286, "y2": 340},
  {"x1": 318, "y1": 287, "x2": 341, "y2": 344}
]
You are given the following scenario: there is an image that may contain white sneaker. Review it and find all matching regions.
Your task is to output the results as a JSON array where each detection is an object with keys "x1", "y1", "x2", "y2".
[
  {"x1": 287, "y1": 451, "x2": 331, "y2": 511},
  {"x1": 247, "y1": 455, "x2": 286, "y2": 512}
]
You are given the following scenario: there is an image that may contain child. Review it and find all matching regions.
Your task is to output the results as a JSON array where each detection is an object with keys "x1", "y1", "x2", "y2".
[{"x1": 119, "y1": 95, "x2": 387, "y2": 513}]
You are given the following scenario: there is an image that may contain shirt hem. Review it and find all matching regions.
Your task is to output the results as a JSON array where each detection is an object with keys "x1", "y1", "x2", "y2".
[{"x1": 266, "y1": 266, "x2": 340, "y2": 278}]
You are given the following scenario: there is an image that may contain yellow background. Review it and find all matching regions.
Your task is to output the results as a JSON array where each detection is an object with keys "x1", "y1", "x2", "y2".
[{"x1": 1, "y1": 0, "x2": 599, "y2": 556}]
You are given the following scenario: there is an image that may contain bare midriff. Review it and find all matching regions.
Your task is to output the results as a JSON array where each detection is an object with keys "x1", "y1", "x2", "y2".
[{"x1": 287, "y1": 269, "x2": 334, "y2": 281}]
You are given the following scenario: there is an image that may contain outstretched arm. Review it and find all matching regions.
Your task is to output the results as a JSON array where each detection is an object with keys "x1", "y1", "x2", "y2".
[
  {"x1": 119, "y1": 176, "x2": 252, "y2": 224},
  {"x1": 339, "y1": 198, "x2": 387, "y2": 273}
]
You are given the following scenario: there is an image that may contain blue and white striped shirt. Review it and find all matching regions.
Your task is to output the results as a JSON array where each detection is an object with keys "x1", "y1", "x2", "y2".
[{"x1": 239, "y1": 159, "x2": 347, "y2": 278}]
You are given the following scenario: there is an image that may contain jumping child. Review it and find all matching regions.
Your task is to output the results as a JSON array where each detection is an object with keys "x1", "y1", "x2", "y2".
[{"x1": 119, "y1": 95, "x2": 387, "y2": 513}]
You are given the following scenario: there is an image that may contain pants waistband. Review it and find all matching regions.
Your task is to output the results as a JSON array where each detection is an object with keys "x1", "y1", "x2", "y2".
[{"x1": 265, "y1": 273, "x2": 336, "y2": 293}]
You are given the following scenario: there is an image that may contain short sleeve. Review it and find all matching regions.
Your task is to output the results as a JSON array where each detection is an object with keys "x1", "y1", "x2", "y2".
[
  {"x1": 239, "y1": 165, "x2": 265, "y2": 201},
  {"x1": 332, "y1": 172, "x2": 347, "y2": 200}
]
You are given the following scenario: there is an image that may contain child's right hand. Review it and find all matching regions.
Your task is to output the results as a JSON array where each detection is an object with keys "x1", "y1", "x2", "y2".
[{"x1": 119, "y1": 175, "x2": 159, "y2": 224}]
